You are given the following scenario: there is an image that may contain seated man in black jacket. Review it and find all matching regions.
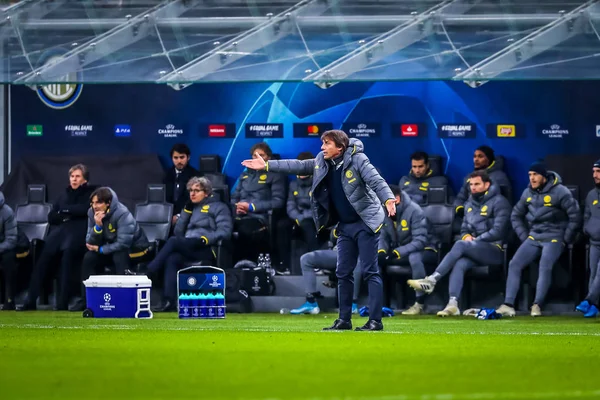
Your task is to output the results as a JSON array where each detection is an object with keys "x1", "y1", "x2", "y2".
[
  {"x1": 19, "y1": 164, "x2": 96, "y2": 311},
  {"x1": 164, "y1": 143, "x2": 201, "y2": 224}
]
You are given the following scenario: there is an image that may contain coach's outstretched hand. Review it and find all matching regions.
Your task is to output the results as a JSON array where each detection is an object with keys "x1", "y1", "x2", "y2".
[{"x1": 241, "y1": 152, "x2": 267, "y2": 170}]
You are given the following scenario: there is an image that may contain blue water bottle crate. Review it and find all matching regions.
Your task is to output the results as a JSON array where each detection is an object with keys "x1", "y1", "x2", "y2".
[{"x1": 177, "y1": 266, "x2": 226, "y2": 319}]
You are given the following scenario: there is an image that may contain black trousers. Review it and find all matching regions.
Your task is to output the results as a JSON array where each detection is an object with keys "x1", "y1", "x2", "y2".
[
  {"x1": 80, "y1": 250, "x2": 131, "y2": 299},
  {"x1": 25, "y1": 234, "x2": 85, "y2": 309},
  {"x1": 0, "y1": 250, "x2": 17, "y2": 305},
  {"x1": 276, "y1": 218, "x2": 319, "y2": 267},
  {"x1": 234, "y1": 217, "x2": 269, "y2": 262}
]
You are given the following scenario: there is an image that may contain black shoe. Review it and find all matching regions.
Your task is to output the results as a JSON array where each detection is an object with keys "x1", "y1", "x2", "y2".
[
  {"x1": 16, "y1": 302, "x2": 36, "y2": 311},
  {"x1": 355, "y1": 319, "x2": 383, "y2": 331},
  {"x1": 1, "y1": 302, "x2": 15, "y2": 311},
  {"x1": 323, "y1": 318, "x2": 352, "y2": 331},
  {"x1": 69, "y1": 299, "x2": 85, "y2": 312},
  {"x1": 152, "y1": 300, "x2": 176, "y2": 312}
]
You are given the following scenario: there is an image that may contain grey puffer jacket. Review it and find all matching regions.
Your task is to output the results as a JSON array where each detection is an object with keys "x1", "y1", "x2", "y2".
[
  {"x1": 379, "y1": 191, "x2": 438, "y2": 257},
  {"x1": 454, "y1": 158, "x2": 512, "y2": 210},
  {"x1": 399, "y1": 167, "x2": 449, "y2": 205},
  {"x1": 0, "y1": 191, "x2": 17, "y2": 253},
  {"x1": 174, "y1": 195, "x2": 233, "y2": 244},
  {"x1": 460, "y1": 184, "x2": 511, "y2": 246},
  {"x1": 584, "y1": 187, "x2": 600, "y2": 245},
  {"x1": 287, "y1": 176, "x2": 313, "y2": 223},
  {"x1": 86, "y1": 189, "x2": 149, "y2": 254},
  {"x1": 266, "y1": 138, "x2": 394, "y2": 233},
  {"x1": 231, "y1": 168, "x2": 286, "y2": 222},
  {"x1": 512, "y1": 172, "x2": 581, "y2": 243}
]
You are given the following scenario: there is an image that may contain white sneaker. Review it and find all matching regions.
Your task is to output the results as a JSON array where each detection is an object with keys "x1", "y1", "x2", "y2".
[
  {"x1": 437, "y1": 304, "x2": 460, "y2": 317},
  {"x1": 402, "y1": 302, "x2": 424, "y2": 315},
  {"x1": 407, "y1": 278, "x2": 435, "y2": 294},
  {"x1": 531, "y1": 304, "x2": 542, "y2": 317},
  {"x1": 496, "y1": 304, "x2": 516, "y2": 317}
]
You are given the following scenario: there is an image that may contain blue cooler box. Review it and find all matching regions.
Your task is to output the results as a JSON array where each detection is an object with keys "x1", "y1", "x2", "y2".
[{"x1": 83, "y1": 275, "x2": 153, "y2": 319}]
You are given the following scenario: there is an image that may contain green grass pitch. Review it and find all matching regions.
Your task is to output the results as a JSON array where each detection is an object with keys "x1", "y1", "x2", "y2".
[{"x1": 0, "y1": 312, "x2": 599, "y2": 400}]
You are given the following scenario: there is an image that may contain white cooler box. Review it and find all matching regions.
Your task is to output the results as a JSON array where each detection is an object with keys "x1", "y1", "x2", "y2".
[{"x1": 83, "y1": 275, "x2": 153, "y2": 319}]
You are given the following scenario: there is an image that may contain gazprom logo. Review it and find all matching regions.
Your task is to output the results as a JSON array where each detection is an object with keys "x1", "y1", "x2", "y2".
[{"x1": 36, "y1": 54, "x2": 83, "y2": 109}]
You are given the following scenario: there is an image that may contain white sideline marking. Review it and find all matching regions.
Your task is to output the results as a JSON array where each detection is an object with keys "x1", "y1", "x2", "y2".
[
  {"x1": 306, "y1": 390, "x2": 600, "y2": 400},
  {"x1": 1, "y1": 323, "x2": 600, "y2": 336}
]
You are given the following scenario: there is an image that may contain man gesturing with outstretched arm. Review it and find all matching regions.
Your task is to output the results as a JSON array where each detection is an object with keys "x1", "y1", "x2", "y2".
[{"x1": 242, "y1": 130, "x2": 395, "y2": 331}]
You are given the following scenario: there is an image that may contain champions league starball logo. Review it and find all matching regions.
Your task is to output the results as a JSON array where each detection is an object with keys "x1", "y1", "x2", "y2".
[{"x1": 103, "y1": 293, "x2": 111, "y2": 302}]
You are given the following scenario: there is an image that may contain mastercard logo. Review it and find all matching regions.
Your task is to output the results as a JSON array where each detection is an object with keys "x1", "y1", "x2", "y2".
[{"x1": 307, "y1": 125, "x2": 320, "y2": 135}]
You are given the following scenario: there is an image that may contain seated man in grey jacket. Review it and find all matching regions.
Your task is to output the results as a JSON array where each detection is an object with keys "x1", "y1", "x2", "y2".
[
  {"x1": 379, "y1": 185, "x2": 439, "y2": 315},
  {"x1": 408, "y1": 171, "x2": 511, "y2": 316},
  {"x1": 399, "y1": 151, "x2": 449, "y2": 205},
  {"x1": 289, "y1": 228, "x2": 361, "y2": 315},
  {"x1": 497, "y1": 163, "x2": 580, "y2": 317},
  {"x1": 71, "y1": 187, "x2": 149, "y2": 311},
  {"x1": 148, "y1": 177, "x2": 233, "y2": 312},
  {"x1": 232, "y1": 142, "x2": 285, "y2": 262}
]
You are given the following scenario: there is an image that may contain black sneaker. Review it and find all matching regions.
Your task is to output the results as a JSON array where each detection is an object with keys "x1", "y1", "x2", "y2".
[
  {"x1": 1, "y1": 302, "x2": 15, "y2": 311},
  {"x1": 323, "y1": 318, "x2": 352, "y2": 331},
  {"x1": 16, "y1": 302, "x2": 36, "y2": 311},
  {"x1": 355, "y1": 319, "x2": 383, "y2": 331}
]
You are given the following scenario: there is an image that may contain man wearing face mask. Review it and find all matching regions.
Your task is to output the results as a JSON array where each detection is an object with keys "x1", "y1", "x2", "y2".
[
  {"x1": 576, "y1": 160, "x2": 600, "y2": 318},
  {"x1": 399, "y1": 151, "x2": 450, "y2": 205},
  {"x1": 18, "y1": 164, "x2": 97, "y2": 311},
  {"x1": 164, "y1": 143, "x2": 201, "y2": 224},
  {"x1": 497, "y1": 162, "x2": 580, "y2": 317},
  {"x1": 148, "y1": 177, "x2": 233, "y2": 312},
  {"x1": 408, "y1": 171, "x2": 511, "y2": 316},
  {"x1": 242, "y1": 130, "x2": 395, "y2": 331},
  {"x1": 276, "y1": 151, "x2": 320, "y2": 273}
]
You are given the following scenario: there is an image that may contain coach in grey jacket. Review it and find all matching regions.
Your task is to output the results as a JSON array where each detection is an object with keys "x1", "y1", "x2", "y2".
[
  {"x1": 242, "y1": 131, "x2": 395, "y2": 331},
  {"x1": 379, "y1": 186, "x2": 438, "y2": 314},
  {"x1": 0, "y1": 191, "x2": 18, "y2": 310},
  {"x1": 497, "y1": 163, "x2": 581, "y2": 317},
  {"x1": 408, "y1": 171, "x2": 511, "y2": 316},
  {"x1": 149, "y1": 177, "x2": 233, "y2": 312}
]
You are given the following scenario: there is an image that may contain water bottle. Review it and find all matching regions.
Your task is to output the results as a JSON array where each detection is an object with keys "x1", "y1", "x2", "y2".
[
  {"x1": 265, "y1": 253, "x2": 275, "y2": 277},
  {"x1": 206, "y1": 293, "x2": 216, "y2": 318},
  {"x1": 216, "y1": 293, "x2": 225, "y2": 318},
  {"x1": 257, "y1": 253, "x2": 265, "y2": 270},
  {"x1": 199, "y1": 293, "x2": 207, "y2": 318},
  {"x1": 179, "y1": 294, "x2": 190, "y2": 318},
  {"x1": 190, "y1": 294, "x2": 199, "y2": 318}
]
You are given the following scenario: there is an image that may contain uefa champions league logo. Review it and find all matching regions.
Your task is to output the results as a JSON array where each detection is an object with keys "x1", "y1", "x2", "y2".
[
  {"x1": 209, "y1": 275, "x2": 221, "y2": 288},
  {"x1": 103, "y1": 293, "x2": 111, "y2": 302},
  {"x1": 100, "y1": 293, "x2": 115, "y2": 311}
]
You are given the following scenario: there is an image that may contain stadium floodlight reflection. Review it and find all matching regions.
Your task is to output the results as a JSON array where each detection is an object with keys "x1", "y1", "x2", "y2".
[
  {"x1": 302, "y1": 0, "x2": 481, "y2": 89},
  {"x1": 15, "y1": 0, "x2": 200, "y2": 84},
  {"x1": 158, "y1": 0, "x2": 340, "y2": 90},
  {"x1": 455, "y1": 0, "x2": 599, "y2": 87}
]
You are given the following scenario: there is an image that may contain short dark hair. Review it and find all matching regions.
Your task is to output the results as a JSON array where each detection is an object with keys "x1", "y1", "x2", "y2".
[
  {"x1": 170, "y1": 143, "x2": 191, "y2": 157},
  {"x1": 320, "y1": 130, "x2": 349, "y2": 152},
  {"x1": 250, "y1": 142, "x2": 273, "y2": 158},
  {"x1": 410, "y1": 151, "x2": 429, "y2": 164},
  {"x1": 297, "y1": 151, "x2": 314, "y2": 160},
  {"x1": 90, "y1": 187, "x2": 113, "y2": 204},
  {"x1": 469, "y1": 170, "x2": 491, "y2": 183},
  {"x1": 389, "y1": 184, "x2": 402, "y2": 197}
]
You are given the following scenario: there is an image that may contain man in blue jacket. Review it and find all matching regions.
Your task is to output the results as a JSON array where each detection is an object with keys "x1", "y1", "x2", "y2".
[
  {"x1": 576, "y1": 159, "x2": 600, "y2": 317},
  {"x1": 242, "y1": 130, "x2": 395, "y2": 331},
  {"x1": 379, "y1": 185, "x2": 438, "y2": 315},
  {"x1": 497, "y1": 163, "x2": 580, "y2": 317},
  {"x1": 399, "y1": 151, "x2": 450, "y2": 205},
  {"x1": 408, "y1": 171, "x2": 511, "y2": 316},
  {"x1": 0, "y1": 191, "x2": 18, "y2": 310}
]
